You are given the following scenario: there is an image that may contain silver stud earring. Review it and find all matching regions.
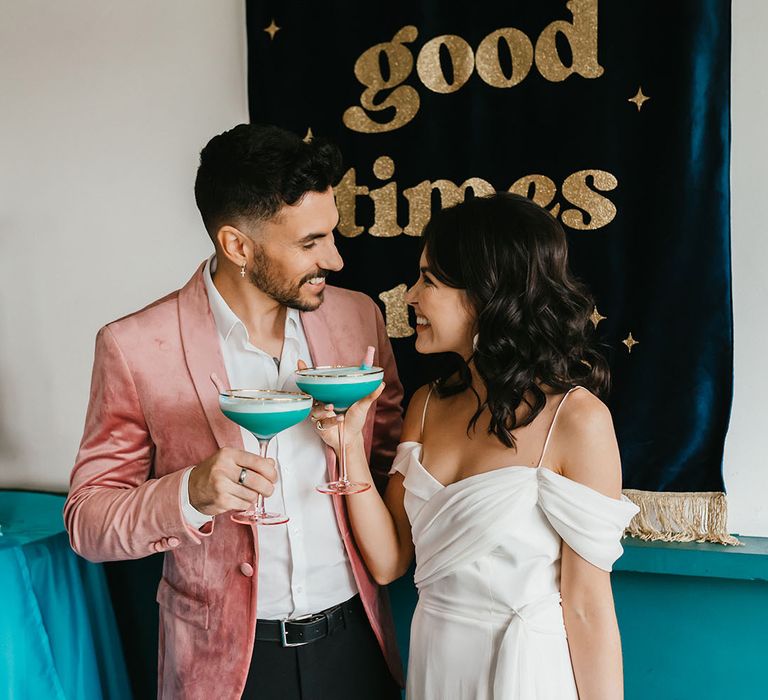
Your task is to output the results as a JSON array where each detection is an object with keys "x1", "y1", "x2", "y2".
[{"x1": 240, "y1": 262, "x2": 246, "y2": 278}]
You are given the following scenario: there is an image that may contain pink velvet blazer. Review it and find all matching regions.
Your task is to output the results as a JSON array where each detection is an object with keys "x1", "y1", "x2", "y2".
[{"x1": 64, "y1": 264, "x2": 405, "y2": 698}]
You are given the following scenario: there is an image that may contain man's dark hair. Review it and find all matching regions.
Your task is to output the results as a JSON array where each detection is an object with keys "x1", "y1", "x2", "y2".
[{"x1": 194, "y1": 123, "x2": 343, "y2": 238}]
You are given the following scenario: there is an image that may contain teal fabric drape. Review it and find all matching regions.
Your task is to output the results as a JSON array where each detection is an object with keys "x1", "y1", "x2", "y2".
[
  {"x1": 244, "y1": 0, "x2": 733, "y2": 496},
  {"x1": 0, "y1": 492, "x2": 131, "y2": 700}
]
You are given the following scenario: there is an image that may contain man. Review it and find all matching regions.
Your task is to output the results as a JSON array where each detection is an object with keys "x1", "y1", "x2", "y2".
[{"x1": 64, "y1": 124, "x2": 404, "y2": 699}]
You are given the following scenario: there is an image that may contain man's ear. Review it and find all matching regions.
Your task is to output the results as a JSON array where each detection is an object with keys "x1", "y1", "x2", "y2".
[{"x1": 216, "y1": 225, "x2": 251, "y2": 267}]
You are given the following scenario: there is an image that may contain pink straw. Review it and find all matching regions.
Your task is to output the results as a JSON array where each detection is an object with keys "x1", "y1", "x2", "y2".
[{"x1": 360, "y1": 346, "x2": 375, "y2": 369}]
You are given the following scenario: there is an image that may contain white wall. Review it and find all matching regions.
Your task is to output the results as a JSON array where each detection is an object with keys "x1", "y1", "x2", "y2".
[
  {"x1": 0, "y1": 0, "x2": 248, "y2": 490},
  {"x1": 0, "y1": 2, "x2": 765, "y2": 535},
  {"x1": 722, "y1": 2, "x2": 768, "y2": 537}
]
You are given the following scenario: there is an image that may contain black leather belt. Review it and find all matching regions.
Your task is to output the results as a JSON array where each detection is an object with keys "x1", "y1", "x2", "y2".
[{"x1": 255, "y1": 595, "x2": 361, "y2": 647}]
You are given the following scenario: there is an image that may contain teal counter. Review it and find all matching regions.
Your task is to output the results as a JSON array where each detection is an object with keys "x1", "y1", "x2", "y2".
[{"x1": 613, "y1": 536, "x2": 768, "y2": 700}]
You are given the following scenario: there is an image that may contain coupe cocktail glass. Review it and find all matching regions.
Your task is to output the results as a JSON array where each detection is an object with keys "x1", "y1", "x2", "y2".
[
  {"x1": 294, "y1": 366, "x2": 384, "y2": 495},
  {"x1": 219, "y1": 389, "x2": 312, "y2": 525}
]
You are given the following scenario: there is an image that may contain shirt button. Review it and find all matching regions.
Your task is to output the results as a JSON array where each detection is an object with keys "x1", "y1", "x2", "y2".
[
  {"x1": 239, "y1": 562, "x2": 254, "y2": 577},
  {"x1": 296, "y1": 585, "x2": 304, "y2": 593}
]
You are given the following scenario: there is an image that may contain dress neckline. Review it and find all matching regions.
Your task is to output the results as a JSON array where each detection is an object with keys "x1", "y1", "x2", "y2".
[
  {"x1": 399, "y1": 440, "x2": 546, "y2": 489},
  {"x1": 398, "y1": 440, "x2": 628, "y2": 504}
]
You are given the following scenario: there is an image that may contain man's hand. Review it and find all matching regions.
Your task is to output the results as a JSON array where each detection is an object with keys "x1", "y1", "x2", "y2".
[{"x1": 188, "y1": 448, "x2": 277, "y2": 516}]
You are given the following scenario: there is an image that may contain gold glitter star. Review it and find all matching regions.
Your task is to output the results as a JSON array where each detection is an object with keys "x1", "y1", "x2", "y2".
[
  {"x1": 622, "y1": 332, "x2": 639, "y2": 353},
  {"x1": 628, "y1": 87, "x2": 650, "y2": 111},
  {"x1": 303, "y1": 127, "x2": 314, "y2": 143},
  {"x1": 589, "y1": 306, "x2": 607, "y2": 329},
  {"x1": 264, "y1": 19, "x2": 280, "y2": 40}
]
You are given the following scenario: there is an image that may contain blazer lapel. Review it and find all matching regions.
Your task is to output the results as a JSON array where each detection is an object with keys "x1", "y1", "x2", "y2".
[
  {"x1": 178, "y1": 263, "x2": 243, "y2": 451},
  {"x1": 300, "y1": 300, "x2": 342, "y2": 484},
  {"x1": 300, "y1": 300, "x2": 339, "y2": 369}
]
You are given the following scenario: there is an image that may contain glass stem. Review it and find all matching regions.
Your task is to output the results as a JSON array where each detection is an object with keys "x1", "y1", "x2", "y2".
[
  {"x1": 337, "y1": 412, "x2": 348, "y2": 485},
  {"x1": 256, "y1": 439, "x2": 270, "y2": 517}
]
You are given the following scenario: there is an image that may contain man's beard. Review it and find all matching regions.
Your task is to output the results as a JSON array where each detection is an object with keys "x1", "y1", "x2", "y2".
[{"x1": 249, "y1": 246, "x2": 329, "y2": 312}]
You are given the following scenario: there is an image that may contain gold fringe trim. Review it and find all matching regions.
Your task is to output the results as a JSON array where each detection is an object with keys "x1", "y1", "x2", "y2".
[{"x1": 622, "y1": 489, "x2": 741, "y2": 546}]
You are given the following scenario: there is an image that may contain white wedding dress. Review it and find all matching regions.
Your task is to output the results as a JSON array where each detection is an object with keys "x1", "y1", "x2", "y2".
[{"x1": 391, "y1": 388, "x2": 639, "y2": 699}]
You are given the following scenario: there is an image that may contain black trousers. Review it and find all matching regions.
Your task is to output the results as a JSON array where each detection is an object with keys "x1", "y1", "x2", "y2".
[{"x1": 241, "y1": 596, "x2": 401, "y2": 700}]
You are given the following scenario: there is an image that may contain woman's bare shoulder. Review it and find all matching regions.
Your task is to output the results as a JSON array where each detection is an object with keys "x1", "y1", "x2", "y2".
[
  {"x1": 400, "y1": 384, "x2": 435, "y2": 443},
  {"x1": 556, "y1": 387, "x2": 613, "y2": 431},
  {"x1": 550, "y1": 388, "x2": 622, "y2": 499}
]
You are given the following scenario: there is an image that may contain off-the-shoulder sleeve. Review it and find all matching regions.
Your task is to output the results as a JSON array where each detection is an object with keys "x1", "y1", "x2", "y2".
[
  {"x1": 537, "y1": 468, "x2": 639, "y2": 571},
  {"x1": 388, "y1": 441, "x2": 421, "y2": 477},
  {"x1": 387, "y1": 441, "x2": 442, "y2": 506}
]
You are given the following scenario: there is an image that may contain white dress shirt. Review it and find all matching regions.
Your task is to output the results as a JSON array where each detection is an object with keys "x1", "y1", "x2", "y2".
[{"x1": 180, "y1": 256, "x2": 358, "y2": 619}]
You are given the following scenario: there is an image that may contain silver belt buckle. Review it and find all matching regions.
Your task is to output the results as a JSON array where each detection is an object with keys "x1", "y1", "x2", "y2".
[{"x1": 280, "y1": 614, "x2": 313, "y2": 647}]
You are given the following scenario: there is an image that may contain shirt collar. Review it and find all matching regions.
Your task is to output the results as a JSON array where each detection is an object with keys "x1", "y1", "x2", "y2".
[
  {"x1": 204, "y1": 255, "x2": 302, "y2": 344},
  {"x1": 284, "y1": 307, "x2": 301, "y2": 341}
]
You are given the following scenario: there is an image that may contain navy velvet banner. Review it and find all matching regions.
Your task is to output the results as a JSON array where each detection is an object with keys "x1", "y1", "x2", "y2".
[{"x1": 245, "y1": 0, "x2": 733, "y2": 495}]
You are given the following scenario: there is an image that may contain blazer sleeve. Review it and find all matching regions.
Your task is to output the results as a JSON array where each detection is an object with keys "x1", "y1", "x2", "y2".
[
  {"x1": 368, "y1": 300, "x2": 404, "y2": 492},
  {"x1": 64, "y1": 325, "x2": 212, "y2": 563}
]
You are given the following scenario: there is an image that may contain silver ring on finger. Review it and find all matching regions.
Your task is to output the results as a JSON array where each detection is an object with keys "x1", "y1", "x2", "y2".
[{"x1": 238, "y1": 468, "x2": 248, "y2": 485}]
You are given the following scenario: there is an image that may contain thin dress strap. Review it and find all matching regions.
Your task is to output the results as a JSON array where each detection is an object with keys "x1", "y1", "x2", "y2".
[
  {"x1": 420, "y1": 385, "x2": 436, "y2": 441},
  {"x1": 537, "y1": 386, "x2": 583, "y2": 468}
]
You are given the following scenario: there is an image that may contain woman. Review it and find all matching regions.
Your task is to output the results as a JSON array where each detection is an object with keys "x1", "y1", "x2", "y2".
[{"x1": 311, "y1": 193, "x2": 639, "y2": 699}]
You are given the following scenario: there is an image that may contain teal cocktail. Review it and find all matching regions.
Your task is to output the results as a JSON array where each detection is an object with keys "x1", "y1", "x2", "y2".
[
  {"x1": 294, "y1": 366, "x2": 384, "y2": 495},
  {"x1": 219, "y1": 389, "x2": 312, "y2": 525}
]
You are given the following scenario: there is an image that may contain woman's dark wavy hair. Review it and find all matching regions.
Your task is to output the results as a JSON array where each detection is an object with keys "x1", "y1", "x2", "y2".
[
  {"x1": 194, "y1": 123, "x2": 342, "y2": 237},
  {"x1": 422, "y1": 192, "x2": 609, "y2": 449}
]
